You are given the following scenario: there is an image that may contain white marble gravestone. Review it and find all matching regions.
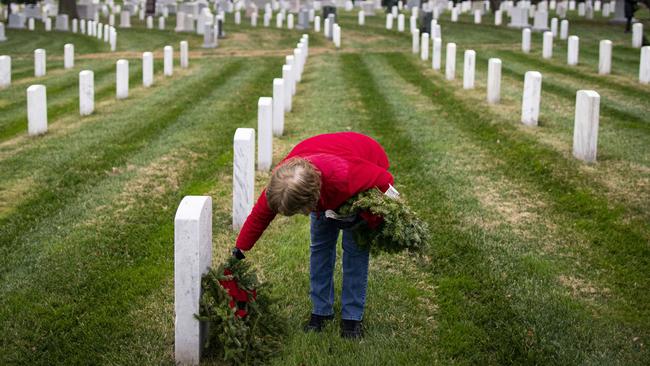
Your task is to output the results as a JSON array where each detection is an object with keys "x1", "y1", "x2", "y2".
[
  {"x1": 160, "y1": 16, "x2": 166, "y2": 30},
  {"x1": 8, "y1": 13, "x2": 27, "y2": 29},
  {"x1": 174, "y1": 195, "x2": 212, "y2": 365},
  {"x1": 120, "y1": 10, "x2": 131, "y2": 27},
  {"x1": 282, "y1": 65, "x2": 293, "y2": 112},
  {"x1": 358, "y1": 10, "x2": 365, "y2": 25},
  {"x1": 164, "y1": 46, "x2": 173, "y2": 76},
  {"x1": 560, "y1": 19, "x2": 568, "y2": 39},
  {"x1": 273, "y1": 78, "x2": 285, "y2": 136},
  {"x1": 632, "y1": 23, "x2": 643, "y2": 48},
  {"x1": 542, "y1": 31, "x2": 553, "y2": 59},
  {"x1": 55, "y1": 14, "x2": 69, "y2": 31},
  {"x1": 64, "y1": 44, "x2": 74, "y2": 69},
  {"x1": 257, "y1": 97, "x2": 273, "y2": 172},
  {"x1": 0, "y1": 24, "x2": 7, "y2": 42},
  {"x1": 0, "y1": 56, "x2": 11, "y2": 88},
  {"x1": 521, "y1": 71, "x2": 542, "y2": 126},
  {"x1": 314, "y1": 15, "x2": 320, "y2": 31},
  {"x1": 550, "y1": 17, "x2": 558, "y2": 37},
  {"x1": 412, "y1": 29, "x2": 420, "y2": 54},
  {"x1": 532, "y1": 10, "x2": 548, "y2": 30},
  {"x1": 567, "y1": 35, "x2": 579, "y2": 65},
  {"x1": 463, "y1": 50, "x2": 476, "y2": 89},
  {"x1": 233, "y1": 129, "x2": 255, "y2": 230},
  {"x1": 142, "y1": 52, "x2": 153, "y2": 87},
  {"x1": 27, "y1": 85, "x2": 48, "y2": 135},
  {"x1": 116, "y1": 59, "x2": 129, "y2": 99},
  {"x1": 640, "y1": 46, "x2": 650, "y2": 84},
  {"x1": 333, "y1": 24, "x2": 341, "y2": 48},
  {"x1": 79, "y1": 70, "x2": 94, "y2": 116},
  {"x1": 522, "y1": 28, "x2": 531, "y2": 53},
  {"x1": 446, "y1": 42, "x2": 456, "y2": 80},
  {"x1": 432, "y1": 37, "x2": 442, "y2": 70},
  {"x1": 386, "y1": 13, "x2": 393, "y2": 29},
  {"x1": 180, "y1": 41, "x2": 189, "y2": 68},
  {"x1": 176, "y1": 11, "x2": 186, "y2": 31},
  {"x1": 572, "y1": 90, "x2": 600, "y2": 162},
  {"x1": 495, "y1": 9, "x2": 502, "y2": 25},
  {"x1": 420, "y1": 33, "x2": 429, "y2": 61},
  {"x1": 487, "y1": 58, "x2": 502, "y2": 104},
  {"x1": 509, "y1": 7, "x2": 529, "y2": 28},
  {"x1": 598, "y1": 40, "x2": 612, "y2": 75},
  {"x1": 34, "y1": 49, "x2": 46, "y2": 77}
]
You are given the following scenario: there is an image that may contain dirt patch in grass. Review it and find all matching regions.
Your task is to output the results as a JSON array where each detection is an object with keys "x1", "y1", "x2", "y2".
[
  {"x1": 558, "y1": 274, "x2": 611, "y2": 300},
  {"x1": 0, "y1": 177, "x2": 34, "y2": 220}
]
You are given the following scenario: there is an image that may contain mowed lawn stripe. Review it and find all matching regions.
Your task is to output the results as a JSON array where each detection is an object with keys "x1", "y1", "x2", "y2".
[
  {"x1": 0, "y1": 57, "x2": 284, "y2": 365},
  {"x1": 384, "y1": 53, "x2": 649, "y2": 327},
  {"x1": 366, "y1": 53, "x2": 649, "y2": 364},
  {"x1": 341, "y1": 52, "x2": 634, "y2": 364},
  {"x1": 0, "y1": 60, "x2": 241, "y2": 277}
]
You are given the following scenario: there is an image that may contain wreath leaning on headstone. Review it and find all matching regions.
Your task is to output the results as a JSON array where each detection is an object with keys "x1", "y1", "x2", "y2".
[
  {"x1": 196, "y1": 257, "x2": 287, "y2": 366},
  {"x1": 334, "y1": 187, "x2": 430, "y2": 255}
]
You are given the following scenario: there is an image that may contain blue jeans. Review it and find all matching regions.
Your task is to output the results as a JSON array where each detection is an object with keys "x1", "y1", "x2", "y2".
[{"x1": 309, "y1": 212, "x2": 370, "y2": 321}]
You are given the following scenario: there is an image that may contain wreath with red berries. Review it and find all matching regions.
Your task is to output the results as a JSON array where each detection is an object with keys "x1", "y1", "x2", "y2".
[{"x1": 196, "y1": 257, "x2": 287, "y2": 365}]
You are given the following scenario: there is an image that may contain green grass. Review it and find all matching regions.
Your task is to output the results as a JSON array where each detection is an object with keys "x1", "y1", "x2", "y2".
[{"x1": 1, "y1": 6, "x2": 649, "y2": 366}]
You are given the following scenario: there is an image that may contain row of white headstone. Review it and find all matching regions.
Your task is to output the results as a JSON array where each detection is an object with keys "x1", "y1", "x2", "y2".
[
  {"x1": 520, "y1": 27, "x2": 650, "y2": 83},
  {"x1": 173, "y1": 32, "x2": 310, "y2": 366},
  {"x1": 21, "y1": 41, "x2": 189, "y2": 137},
  {"x1": 415, "y1": 35, "x2": 604, "y2": 163}
]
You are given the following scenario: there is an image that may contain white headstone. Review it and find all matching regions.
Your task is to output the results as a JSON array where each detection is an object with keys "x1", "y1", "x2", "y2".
[
  {"x1": 487, "y1": 58, "x2": 501, "y2": 104},
  {"x1": 451, "y1": 7, "x2": 459, "y2": 22},
  {"x1": 550, "y1": 17, "x2": 558, "y2": 37},
  {"x1": 64, "y1": 44, "x2": 74, "y2": 69},
  {"x1": 235, "y1": 10, "x2": 241, "y2": 25},
  {"x1": 0, "y1": 55, "x2": 11, "y2": 88},
  {"x1": 421, "y1": 33, "x2": 429, "y2": 61},
  {"x1": 287, "y1": 13, "x2": 293, "y2": 28},
  {"x1": 314, "y1": 15, "x2": 321, "y2": 32},
  {"x1": 180, "y1": 41, "x2": 189, "y2": 68},
  {"x1": 632, "y1": 23, "x2": 643, "y2": 48},
  {"x1": 495, "y1": 9, "x2": 502, "y2": 25},
  {"x1": 109, "y1": 14, "x2": 115, "y2": 26},
  {"x1": 143, "y1": 52, "x2": 153, "y2": 87},
  {"x1": 282, "y1": 65, "x2": 293, "y2": 112},
  {"x1": 97, "y1": 23, "x2": 103, "y2": 39},
  {"x1": 104, "y1": 25, "x2": 110, "y2": 42},
  {"x1": 277, "y1": 12, "x2": 284, "y2": 28},
  {"x1": 257, "y1": 97, "x2": 273, "y2": 171},
  {"x1": 0, "y1": 23, "x2": 7, "y2": 41},
  {"x1": 147, "y1": 15, "x2": 153, "y2": 28},
  {"x1": 358, "y1": 10, "x2": 365, "y2": 25},
  {"x1": 542, "y1": 31, "x2": 553, "y2": 59},
  {"x1": 174, "y1": 195, "x2": 212, "y2": 365},
  {"x1": 164, "y1": 46, "x2": 173, "y2": 76},
  {"x1": 463, "y1": 50, "x2": 476, "y2": 89},
  {"x1": 110, "y1": 27, "x2": 117, "y2": 51},
  {"x1": 120, "y1": 11, "x2": 131, "y2": 27},
  {"x1": 44, "y1": 17, "x2": 52, "y2": 31},
  {"x1": 572, "y1": 90, "x2": 600, "y2": 162},
  {"x1": 386, "y1": 13, "x2": 393, "y2": 29},
  {"x1": 522, "y1": 28, "x2": 531, "y2": 53},
  {"x1": 34, "y1": 49, "x2": 46, "y2": 77},
  {"x1": 79, "y1": 70, "x2": 94, "y2": 116},
  {"x1": 567, "y1": 35, "x2": 579, "y2": 65},
  {"x1": 159, "y1": 16, "x2": 166, "y2": 30},
  {"x1": 233, "y1": 129, "x2": 256, "y2": 230},
  {"x1": 412, "y1": 29, "x2": 420, "y2": 54},
  {"x1": 432, "y1": 37, "x2": 442, "y2": 70},
  {"x1": 397, "y1": 13, "x2": 405, "y2": 31},
  {"x1": 80, "y1": 19, "x2": 86, "y2": 34},
  {"x1": 598, "y1": 40, "x2": 612, "y2": 75},
  {"x1": 28, "y1": 17, "x2": 35, "y2": 31},
  {"x1": 72, "y1": 18, "x2": 78, "y2": 33},
  {"x1": 446, "y1": 42, "x2": 456, "y2": 80},
  {"x1": 273, "y1": 79, "x2": 285, "y2": 136},
  {"x1": 560, "y1": 19, "x2": 568, "y2": 40},
  {"x1": 27, "y1": 84, "x2": 48, "y2": 135},
  {"x1": 55, "y1": 14, "x2": 69, "y2": 31},
  {"x1": 176, "y1": 11, "x2": 186, "y2": 31},
  {"x1": 333, "y1": 24, "x2": 341, "y2": 48},
  {"x1": 521, "y1": 71, "x2": 542, "y2": 126},
  {"x1": 116, "y1": 59, "x2": 129, "y2": 99},
  {"x1": 474, "y1": 9, "x2": 481, "y2": 23},
  {"x1": 640, "y1": 46, "x2": 650, "y2": 84}
]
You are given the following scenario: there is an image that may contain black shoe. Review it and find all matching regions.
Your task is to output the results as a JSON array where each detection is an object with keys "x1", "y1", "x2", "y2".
[
  {"x1": 340, "y1": 319, "x2": 364, "y2": 339},
  {"x1": 303, "y1": 313, "x2": 334, "y2": 333}
]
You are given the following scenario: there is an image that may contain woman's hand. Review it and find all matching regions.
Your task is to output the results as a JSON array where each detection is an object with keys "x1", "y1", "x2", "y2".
[{"x1": 231, "y1": 247, "x2": 246, "y2": 260}]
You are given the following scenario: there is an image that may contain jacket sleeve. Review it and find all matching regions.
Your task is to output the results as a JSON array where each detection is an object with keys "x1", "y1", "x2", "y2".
[
  {"x1": 235, "y1": 190, "x2": 277, "y2": 251},
  {"x1": 348, "y1": 160, "x2": 394, "y2": 196}
]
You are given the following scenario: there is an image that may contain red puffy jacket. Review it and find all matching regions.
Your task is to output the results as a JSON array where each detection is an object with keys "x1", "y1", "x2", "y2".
[{"x1": 235, "y1": 132, "x2": 394, "y2": 251}]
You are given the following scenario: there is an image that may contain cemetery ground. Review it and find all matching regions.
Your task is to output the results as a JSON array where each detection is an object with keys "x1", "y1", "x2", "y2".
[{"x1": 1, "y1": 8, "x2": 649, "y2": 366}]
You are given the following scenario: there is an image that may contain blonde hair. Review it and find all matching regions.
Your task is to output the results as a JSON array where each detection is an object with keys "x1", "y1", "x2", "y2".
[{"x1": 266, "y1": 157, "x2": 321, "y2": 216}]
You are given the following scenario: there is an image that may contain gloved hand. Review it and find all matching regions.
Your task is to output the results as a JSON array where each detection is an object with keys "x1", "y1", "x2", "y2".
[{"x1": 231, "y1": 247, "x2": 246, "y2": 260}]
